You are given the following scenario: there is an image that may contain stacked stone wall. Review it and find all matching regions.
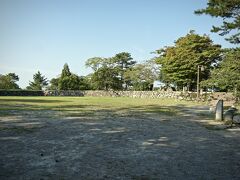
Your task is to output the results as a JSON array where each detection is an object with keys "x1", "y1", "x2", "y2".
[
  {"x1": 44, "y1": 90, "x2": 236, "y2": 105},
  {"x1": 0, "y1": 90, "x2": 236, "y2": 106}
]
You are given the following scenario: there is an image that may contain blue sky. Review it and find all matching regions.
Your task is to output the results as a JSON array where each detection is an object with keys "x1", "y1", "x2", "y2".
[{"x1": 0, "y1": 0, "x2": 236, "y2": 88}]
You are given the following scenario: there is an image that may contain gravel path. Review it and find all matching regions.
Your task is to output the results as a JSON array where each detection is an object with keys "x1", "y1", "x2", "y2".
[{"x1": 0, "y1": 106, "x2": 240, "y2": 180}]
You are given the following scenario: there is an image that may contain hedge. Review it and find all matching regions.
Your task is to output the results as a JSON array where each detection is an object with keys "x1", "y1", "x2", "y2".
[{"x1": 0, "y1": 90, "x2": 44, "y2": 96}]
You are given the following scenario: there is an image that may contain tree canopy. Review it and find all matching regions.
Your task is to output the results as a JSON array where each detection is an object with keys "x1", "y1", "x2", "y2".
[
  {"x1": 124, "y1": 60, "x2": 159, "y2": 90},
  {"x1": 59, "y1": 74, "x2": 82, "y2": 90},
  {"x1": 155, "y1": 31, "x2": 222, "y2": 90},
  {"x1": 113, "y1": 52, "x2": 136, "y2": 89},
  {"x1": 85, "y1": 52, "x2": 137, "y2": 90},
  {"x1": 58, "y1": 63, "x2": 74, "y2": 90},
  {"x1": 48, "y1": 63, "x2": 89, "y2": 90},
  {"x1": 90, "y1": 66, "x2": 121, "y2": 90},
  {"x1": 202, "y1": 48, "x2": 240, "y2": 97},
  {"x1": 61, "y1": 63, "x2": 71, "y2": 78},
  {"x1": 0, "y1": 73, "x2": 20, "y2": 89},
  {"x1": 85, "y1": 57, "x2": 105, "y2": 71},
  {"x1": 86, "y1": 57, "x2": 121, "y2": 90},
  {"x1": 195, "y1": 0, "x2": 240, "y2": 44},
  {"x1": 27, "y1": 71, "x2": 48, "y2": 90}
]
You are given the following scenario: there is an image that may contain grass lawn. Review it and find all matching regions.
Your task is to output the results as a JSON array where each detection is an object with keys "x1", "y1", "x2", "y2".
[{"x1": 0, "y1": 96, "x2": 204, "y2": 118}]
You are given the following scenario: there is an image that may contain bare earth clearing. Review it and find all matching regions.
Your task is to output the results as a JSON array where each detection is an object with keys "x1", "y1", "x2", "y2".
[{"x1": 0, "y1": 97, "x2": 240, "y2": 180}]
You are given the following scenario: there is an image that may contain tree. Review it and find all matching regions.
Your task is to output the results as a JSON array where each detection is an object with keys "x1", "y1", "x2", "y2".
[
  {"x1": 61, "y1": 63, "x2": 71, "y2": 78},
  {"x1": 195, "y1": 0, "x2": 240, "y2": 44},
  {"x1": 0, "y1": 73, "x2": 20, "y2": 89},
  {"x1": 113, "y1": 52, "x2": 136, "y2": 70},
  {"x1": 57, "y1": 63, "x2": 88, "y2": 90},
  {"x1": 112, "y1": 52, "x2": 136, "y2": 89},
  {"x1": 48, "y1": 77, "x2": 60, "y2": 90},
  {"x1": 7, "y1": 73, "x2": 19, "y2": 82},
  {"x1": 89, "y1": 65, "x2": 121, "y2": 90},
  {"x1": 79, "y1": 76, "x2": 92, "y2": 90},
  {"x1": 155, "y1": 31, "x2": 222, "y2": 90},
  {"x1": 202, "y1": 48, "x2": 240, "y2": 98},
  {"x1": 58, "y1": 63, "x2": 71, "y2": 90},
  {"x1": 85, "y1": 57, "x2": 105, "y2": 71},
  {"x1": 85, "y1": 53, "x2": 136, "y2": 90},
  {"x1": 27, "y1": 71, "x2": 48, "y2": 90},
  {"x1": 124, "y1": 61, "x2": 158, "y2": 90},
  {"x1": 59, "y1": 74, "x2": 82, "y2": 90}
]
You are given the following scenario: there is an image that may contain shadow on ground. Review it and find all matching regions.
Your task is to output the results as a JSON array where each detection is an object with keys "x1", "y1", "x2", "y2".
[
  {"x1": 0, "y1": 105, "x2": 240, "y2": 179},
  {"x1": 0, "y1": 98, "x2": 69, "y2": 103}
]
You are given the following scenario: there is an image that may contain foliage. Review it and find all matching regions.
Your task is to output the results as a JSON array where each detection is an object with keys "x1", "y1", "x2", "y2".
[
  {"x1": 79, "y1": 76, "x2": 92, "y2": 90},
  {"x1": 27, "y1": 71, "x2": 48, "y2": 90},
  {"x1": 0, "y1": 90, "x2": 44, "y2": 96},
  {"x1": 85, "y1": 57, "x2": 105, "y2": 71},
  {"x1": 58, "y1": 63, "x2": 75, "y2": 90},
  {"x1": 48, "y1": 63, "x2": 90, "y2": 90},
  {"x1": 155, "y1": 31, "x2": 222, "y2": 90},
  {"x1": 113, "y1": 52, "x2": 136, "y2": 70},
  {"x1": 86, "y1": 53, "x2": 136, "y2": 90},
  {"x1": 58, "y1": 74, "x2": 82, "y2": 90},
  {"x1": 48, "y1": 78, "x2": 59, "y2": 90},
  {"x1": 195, "y1": 0, "x2": 240, "y2": 44},
  {"x1": 7, "y1": 73, "x2": 19, "y2": 82},
  {"x1": 61, "y1": 63, "x2": 71, "y2": 78},
  {"x1": 112, "y1": 52, "x2": 136, "y2": 89},
  {"x1": 0, "y1": 73, "x2": 20, "y2": 89},
  {"x1": 124, "y1": 60, "x2": 159, "y2": 90},
  {"x1": 90, "y1": 66, "x2": 122, "y2": 90},
  {"x1": 202, "y1": 48, "x2": 240, "y2": 98}
]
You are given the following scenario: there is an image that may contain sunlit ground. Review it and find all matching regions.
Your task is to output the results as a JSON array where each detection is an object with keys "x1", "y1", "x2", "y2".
[{"x1": 0, "y1": 96, "x2": 239, "y2": 179}]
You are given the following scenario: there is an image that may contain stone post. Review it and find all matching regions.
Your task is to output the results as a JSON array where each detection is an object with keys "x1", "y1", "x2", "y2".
[{"x1": 215, "y1": 99, "x2": 223, "y2": 121}]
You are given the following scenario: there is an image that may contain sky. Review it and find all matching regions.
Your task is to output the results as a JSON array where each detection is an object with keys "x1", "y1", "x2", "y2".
[{"x1": 0, "y1": 0, "x2": 236, "y2": 88}]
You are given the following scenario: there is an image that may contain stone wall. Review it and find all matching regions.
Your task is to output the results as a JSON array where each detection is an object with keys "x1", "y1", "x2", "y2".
[
  {"x1": 208, "y1": 92, "x2": 236, "y2": 107},
  {"x1": 45, "y1": 90, "x2": 182, "y2": 99},
  {"x1": 45, "y1": 90, "x2": 85, "y2": 96},
  {"x1": 0, "y1": 90, "x2": 236, "y2": 105},
  {"x1": 44, "y1": 90, "x2": 237, "y2": 105}
]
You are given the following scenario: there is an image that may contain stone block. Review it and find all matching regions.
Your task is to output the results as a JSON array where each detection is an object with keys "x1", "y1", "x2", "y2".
[
  {"x1": 224, "y1": 110, "x2": 234, "y2": 121},
  {"x1": 233, "y1": 115, "x2": 240, "y2": 124},
  {"x1": 215, "y1": 100, "x2": 223, "y2": 121}
]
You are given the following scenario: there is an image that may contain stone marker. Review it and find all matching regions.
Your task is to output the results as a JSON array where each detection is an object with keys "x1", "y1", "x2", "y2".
[
  {"x1": 233, "y1": 115, "x2": 240, "y2": 124},
  {"x1": 215, "y1": 99, "x2": 223, "y2": 121},
  {"x1": 224, "y1": 107, "x2": 237, "y2": 121}
]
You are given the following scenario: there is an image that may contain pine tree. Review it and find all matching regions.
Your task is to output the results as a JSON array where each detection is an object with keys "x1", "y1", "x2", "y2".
[
  {"x1": 61, "y1": 63, "x2": 71, "y2": 78},
  {"x1": 195, "y1": 0, "x2": 240, "y2": 44},
  {"x1": 27, "y1": 71, "x2": 48, "y2": 90}
]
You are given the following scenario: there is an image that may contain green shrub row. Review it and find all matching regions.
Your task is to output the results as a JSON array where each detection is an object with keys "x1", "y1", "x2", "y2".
[{"x1": 0, "y1": 90, "x2": 44, "y2": 96}]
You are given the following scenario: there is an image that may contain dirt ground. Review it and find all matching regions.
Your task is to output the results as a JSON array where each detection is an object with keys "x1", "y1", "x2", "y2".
[{"x1": 0, "y1": 106, "x2": 240, "y2": 180}]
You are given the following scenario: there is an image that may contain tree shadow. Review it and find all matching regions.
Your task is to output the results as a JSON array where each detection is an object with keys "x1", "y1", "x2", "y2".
[
  {"x1": 0, "y1": 98, "x2": 69, "y2": 103},
  {"x1": 0, "y1": 103, "x2": 240, "y2": 179}
]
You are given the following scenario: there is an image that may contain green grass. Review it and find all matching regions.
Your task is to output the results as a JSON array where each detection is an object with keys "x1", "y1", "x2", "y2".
[{"x1": 0, "y1": 96, "x2": 204, "y2": 118}]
